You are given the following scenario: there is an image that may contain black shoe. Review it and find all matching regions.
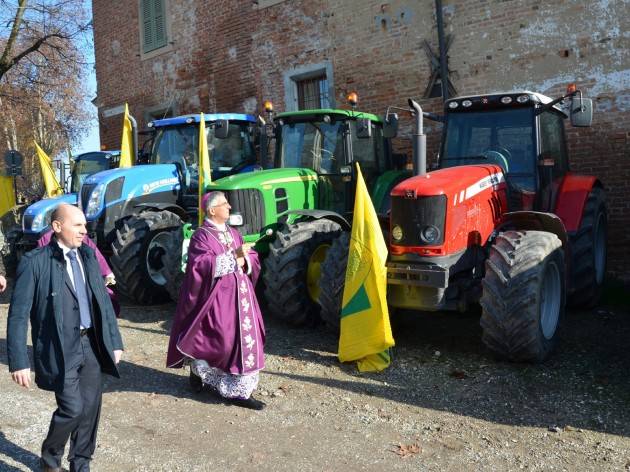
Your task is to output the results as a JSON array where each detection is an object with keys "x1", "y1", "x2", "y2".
[
  {"x1": 189, "y1": 371, "x2": 203, "y2": 393},
  {"x1": 230, "y1": 396, "x2": 266, "y2": 411}
]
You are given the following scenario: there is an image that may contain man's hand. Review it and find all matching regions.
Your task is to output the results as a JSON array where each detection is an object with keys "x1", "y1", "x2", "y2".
[
  {"x1": 236, "y1": 256, "x2": 245, "y2": 268},
  {"x1": 104, "y1": 273, "x2": 116, "y2": 286},
  {"x1": 0, "y1": 275, "x2": 7, "y2": 293},
  {"x1": 11, "y1": 369, "x2": 31, "y2": 389},
  {"x1": 235, "y1": 244, "x2": 252, "y2": 258},
  {"x1": 113, "y1": 350, "x2": 123, "y2": 365}
]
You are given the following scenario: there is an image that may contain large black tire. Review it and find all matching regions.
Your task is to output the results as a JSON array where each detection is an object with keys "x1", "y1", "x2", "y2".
[
  {"x1": 110, "y1": 211, "x2": 182, "y2": 304},
  {"x1": 318, "y1": 232, "x2": 350, "y2": 333},
  {"x1": 263, "y1": 219, "x2": 342, "y2": 326},
  {"x1": 162, "y1": 229, "x2": 186, "y2": 302},
  {"x1": 1, "y1": 226, "x2": 22, "y2": 276},
  {"x1": 480, "y1": 230, "x2": 566, "y2": 363},
  {"x1": 569, "y1": 187, "x2": 607, "y2": 307}
]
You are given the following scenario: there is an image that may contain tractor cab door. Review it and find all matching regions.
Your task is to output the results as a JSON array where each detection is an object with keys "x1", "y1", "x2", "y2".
[
  {"x1": 278, "y1": 119, "x2": 349, "y2": 215},
  {"x1": 151, "y1": 124, "x2": 199, "y2": 217},
  {"x1": 536, "y1": 110, "x2": 569, "y2": 212}
]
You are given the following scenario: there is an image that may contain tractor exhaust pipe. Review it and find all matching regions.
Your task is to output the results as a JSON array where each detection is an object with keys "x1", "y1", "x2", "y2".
[{"x1": 408, "y1": 99, "x2": 426, "y2": 176}]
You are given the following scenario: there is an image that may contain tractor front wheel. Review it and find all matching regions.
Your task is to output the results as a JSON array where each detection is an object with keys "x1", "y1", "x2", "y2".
[
  {"x1": 262, "y1": 219, "x2": 342, "y2": 326},
  {"x1": 318, "y1": 232, "x2": 350, "y2": 333},
  {"x1": 110, "y1": 210, "x2": 182, "y2": 304},
  {"x1": 480, "y1": 230, "x2": 565, "y2": 363},
  {"x1": 569, "y1": 187, "x2": 607, "y2": 307}
]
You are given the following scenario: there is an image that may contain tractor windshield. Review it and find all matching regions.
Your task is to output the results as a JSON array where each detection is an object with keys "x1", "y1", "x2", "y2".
[
  {"x1": 70, "y1": 152, "x2": 119, "y2": 193},
  {"x1": 441, "y1": 108, "x2": 535, "y2": 189},
  {"x1": 151, "y1": 122, "x2": 256, "y2": 179},
  {"x1": 279, "y1": 119, "x2": 385, "y2": 174}
]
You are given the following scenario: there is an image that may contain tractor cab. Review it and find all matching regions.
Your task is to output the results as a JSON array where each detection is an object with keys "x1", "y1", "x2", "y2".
[
  {"x1": 272, "y1": 107, "x2": 398, "y2": 217},
  {"x1": 439, "y1": 91, "x2": 587, "y2": 212},
  {"x1": 69, "y1": 151, "x2": 121, "y2": 193},
  {"x1": 148, "y1": 114, "x2": 259, "y2": 214}
]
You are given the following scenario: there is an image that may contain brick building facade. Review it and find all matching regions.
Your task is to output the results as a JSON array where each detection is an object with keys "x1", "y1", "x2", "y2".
[{"x1": 92, "y1": 0, "x2": 630, "y2": 279}]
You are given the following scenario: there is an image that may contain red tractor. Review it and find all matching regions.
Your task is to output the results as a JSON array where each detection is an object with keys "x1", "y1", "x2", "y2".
[{"x1": 387, "y1": 86, "x2": 605, "y2": 362}]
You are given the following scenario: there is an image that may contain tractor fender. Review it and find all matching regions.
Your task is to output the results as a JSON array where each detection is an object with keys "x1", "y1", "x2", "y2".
[
  {"x1": 133, "y1": 202, "x2": 188, "y2": 220},
  {"x1": 554, "y1": 174, "x2": 602, "y2": 232},
  {"x1": 284, "y1": 209, "x2": 351, "y2": 231},
  {"x1": 497, "y1": 211, "x2": 569, "y2": 250}
]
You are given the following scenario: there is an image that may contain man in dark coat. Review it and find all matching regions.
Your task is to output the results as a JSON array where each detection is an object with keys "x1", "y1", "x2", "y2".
[{"x1": 6, "y1": 204, "x2": 123, "y2": 472}]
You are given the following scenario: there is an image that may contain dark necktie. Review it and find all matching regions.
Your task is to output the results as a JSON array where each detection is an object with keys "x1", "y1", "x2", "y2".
[{"x1": 68, "y1": 250, "x2": 92, "y2": 329}]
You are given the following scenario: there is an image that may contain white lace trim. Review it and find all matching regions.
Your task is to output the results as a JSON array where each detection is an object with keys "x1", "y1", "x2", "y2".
[
  {"x1": 214, "y1": 252, "x2": 237, "y2": 278},
  {"x1": 192, "y1": 361, "x2": 259, "y2": 399}
]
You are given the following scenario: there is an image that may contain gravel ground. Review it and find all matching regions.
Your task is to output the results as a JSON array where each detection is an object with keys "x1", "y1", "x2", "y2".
[{"x1": 0, "y1": 277, "x2": 629, "y2": 472}]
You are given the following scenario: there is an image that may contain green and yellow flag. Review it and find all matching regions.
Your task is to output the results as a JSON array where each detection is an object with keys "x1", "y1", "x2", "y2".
[
  {"x1": 119, "y1": 103, "x2": 134, "y2": 168},
  {"x1": 34, "y1": 141, "x2": 63, "y2": 198},
  {"x1": 338, "y1": 163, "x2": 394, "y2": 372},
  {"x1": 197, "y1": 113, "x2": 212, "y2": 226}
]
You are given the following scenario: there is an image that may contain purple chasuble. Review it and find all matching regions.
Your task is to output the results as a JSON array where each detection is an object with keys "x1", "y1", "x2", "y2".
[{"x1": 166, "y1": 220, "x2": 264, "y2": 375}]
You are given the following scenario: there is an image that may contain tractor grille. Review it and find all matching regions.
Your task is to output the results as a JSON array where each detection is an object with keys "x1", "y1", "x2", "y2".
[
  {"x1": 390, "y1": 195, "x2": 447, "y2": 246},
  {"x1": 80, "y1": 183, "x2": 97, "y2": 212},
  {"x1": 224, "y1": 189, "x2": 265, "y2": 236}
]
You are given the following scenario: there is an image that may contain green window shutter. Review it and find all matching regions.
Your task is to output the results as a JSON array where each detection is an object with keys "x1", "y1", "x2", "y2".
[
  {"x1": 153, "y1": 0, "x2": 167, "y2": 50},
  {"x1": 142, "y1": 0, "x2": 167, "y2": 53}
]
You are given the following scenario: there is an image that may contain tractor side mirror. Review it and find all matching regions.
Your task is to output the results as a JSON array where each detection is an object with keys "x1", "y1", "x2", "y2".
[
  {"x1": 214, "y1": 119, "x2": 230, "y2": 139},
  {"x1": 383, "y1": 113, "x2": 399, "y2": 138},
  {"x1": 356, "y1": 118, "x2": 372, "y2": 138},
  {"x1": 570, "y1": 97, "x2": 592, "y2": 127}
]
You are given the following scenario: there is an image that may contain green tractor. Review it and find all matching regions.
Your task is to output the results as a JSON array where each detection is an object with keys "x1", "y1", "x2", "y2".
[{"x1": 164, "y1": 101, "x2": 409, "y2": 327}]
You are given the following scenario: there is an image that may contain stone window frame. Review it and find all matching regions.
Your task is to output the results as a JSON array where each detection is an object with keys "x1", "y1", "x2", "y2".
[
  {"x1": 283, "y1": 62, "x2": 335, "y2": 112},
  {"x1": 138, "y1": 0, "x2": 174, "y2": 60}
]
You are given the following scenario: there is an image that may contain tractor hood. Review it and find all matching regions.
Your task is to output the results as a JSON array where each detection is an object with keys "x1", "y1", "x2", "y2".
[
  {"x1": 391, "y1": 164, "x2": 504, "y2": 200},
  {"x1": 81, "y1": 164, "x2": 180, "y2": 220},
  {"x1": 22, "y1": 193, "x2": 78, "y2": 235},
  {"x1": 210, "y1": 167, "x2": 318, "y2": 189}
]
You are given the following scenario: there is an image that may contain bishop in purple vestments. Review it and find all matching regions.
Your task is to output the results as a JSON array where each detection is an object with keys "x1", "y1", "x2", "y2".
[{"x1": 166, "y1": 191, "x2": 266, "y2": 410}]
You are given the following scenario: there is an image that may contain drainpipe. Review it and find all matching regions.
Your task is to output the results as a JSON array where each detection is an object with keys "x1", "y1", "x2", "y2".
[
  {"x1": 435, "y1": 0, "x2": 449, "y2": 102},
  {"x1": 408, "y1": 99, "x2": 426, "y2": 176}
]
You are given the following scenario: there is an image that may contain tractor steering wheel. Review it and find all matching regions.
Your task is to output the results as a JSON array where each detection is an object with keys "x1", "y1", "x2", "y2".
[{"x1": 482, "y1": 146, "x2": 511, "y2": 172}]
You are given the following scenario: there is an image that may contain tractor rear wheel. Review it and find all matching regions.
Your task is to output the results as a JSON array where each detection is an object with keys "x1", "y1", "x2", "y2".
[
  {"x1": 263, "y1": 219, "x2": 342, "y2": 326},
  {"x1": 569, "y1": 187, "x2": 607, "y2": 307},
  {"x1": 480, "y1": 230, "x2": 565, "y2": 363},
  {"x1": 110, "y1": 210, "x2": 182, "y2": 304},
  {"x1": 162, "y1": 229, "x2": 186, "y2": 302},
  {"x1": 318, "y1": 232, "x2": 350, "y2": 333}
]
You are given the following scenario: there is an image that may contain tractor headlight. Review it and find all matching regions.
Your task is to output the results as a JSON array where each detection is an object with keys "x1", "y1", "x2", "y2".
[
  {"x1": 228, "y1": 213, "x2": 243, "y2": 226},
  {"x1": 420, "y1": 225, "x2": 440, "y2": 244},
  {"x1": 30, "y1": 212, "x2": 47, "y2": 232},
  {"x1": 392, "y1": 225, "x2": 403, "y2": 242},
  {"x1": 85, "y1": 183, "x2": 105, "y2": 218}
]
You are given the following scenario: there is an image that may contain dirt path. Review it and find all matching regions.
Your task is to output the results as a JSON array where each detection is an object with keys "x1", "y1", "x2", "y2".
[{"x1": 1, "y1": 280, "x2": 629, "y2": 471}]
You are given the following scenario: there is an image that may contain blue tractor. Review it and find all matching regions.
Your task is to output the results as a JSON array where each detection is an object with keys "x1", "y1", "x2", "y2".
[
  {"x1": 16, "y1": 150, "x2": 121, "y2": 256},
  {"x1": 80, "y1": 113, "x2": 259, "y2": 304}
]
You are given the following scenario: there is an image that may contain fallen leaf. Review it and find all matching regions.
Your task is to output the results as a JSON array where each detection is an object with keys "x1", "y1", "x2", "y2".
[{"x1": 392, "y1": 443, "x2": 421, "y2": 458}]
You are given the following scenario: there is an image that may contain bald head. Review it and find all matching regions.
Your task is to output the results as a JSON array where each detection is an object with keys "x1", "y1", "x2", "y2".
[{"x1": 51, "y1": 204, "x2": 87, "y2": 249}]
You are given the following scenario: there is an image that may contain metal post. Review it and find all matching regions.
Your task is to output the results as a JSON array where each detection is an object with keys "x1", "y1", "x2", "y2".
[{"x1": 435, "y1": 0, "x2": 449, "y2": 102}]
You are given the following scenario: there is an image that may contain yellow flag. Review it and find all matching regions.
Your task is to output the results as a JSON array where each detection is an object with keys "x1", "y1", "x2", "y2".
[
  {"x1": 119, "y1": 103, "x2": 134, "y2": 168},
  {"x1": 197, "y1": 113, "x2": 212, "y2": 226},
  {"x1": 34, "y1": 141, "x2": 64, "y2": 198},
  {"x1": 338, "y1": 163, "x2": 394, "y2": 372},
  {"x1": 0, "y1": 176, "x2": 16, "y2": 215}
]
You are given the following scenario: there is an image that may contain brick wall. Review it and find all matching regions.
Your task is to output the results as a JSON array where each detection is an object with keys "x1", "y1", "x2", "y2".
[{"x1": 92, "y1": 0, "x2": 630, "y2": 279}]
